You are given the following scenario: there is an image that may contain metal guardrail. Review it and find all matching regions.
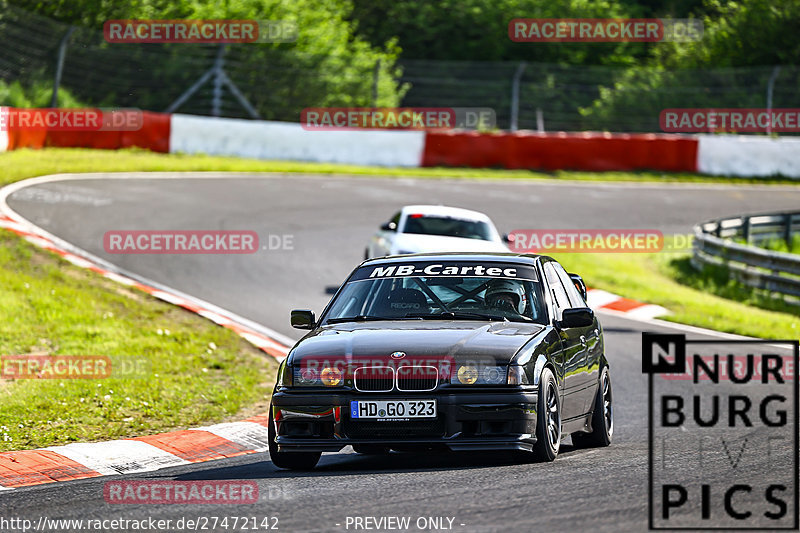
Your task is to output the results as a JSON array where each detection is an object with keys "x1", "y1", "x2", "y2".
[{"x1": 692, "y1": 211, "x2": 800, "y2": 302}]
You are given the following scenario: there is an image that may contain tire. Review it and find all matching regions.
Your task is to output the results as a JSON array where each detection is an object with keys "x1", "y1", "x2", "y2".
[
  {"x1": 572, "y1": 366, "x2": 613, "y2": 448},
  {"x1": 532, "y1": 367, "x2": 561, "y2": 462},
  {"x1": 352, "y1": 444, "x2": 390, "y2": 455},
  {"x1": 268, "y1": 405, "x2": 321, "y2": 470}
]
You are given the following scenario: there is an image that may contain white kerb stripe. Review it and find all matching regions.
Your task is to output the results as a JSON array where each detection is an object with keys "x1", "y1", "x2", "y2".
[
  {"x1": 103, "y1": 272, "x2": 136, "y2": 286},
  {"x1": 197, "y1": 309, "x2": 232, "y2": 325},
  {"x1": 585, "y1": 289, "x2": 622, "y2": 309},
  {"x1": 189, "y1": 422, "x2": 271, "y2": 452},
  {"x1": 624, "y1": 304, "x2": 669, "y2": 320},
  {"x1": 45, "y1": 440, "x2": 189, "y2": 476},
  {"x1": 62, "y1": 254, "x2": 95, "y2": 269},
  {"x1": 150, "y1": 290, "x2": 189, "y2": 306}
]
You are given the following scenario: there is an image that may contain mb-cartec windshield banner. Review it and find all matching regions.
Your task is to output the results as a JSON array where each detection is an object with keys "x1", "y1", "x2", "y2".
[{"x1": 352, "y1": 262, "x2": 538, "y2": 281}]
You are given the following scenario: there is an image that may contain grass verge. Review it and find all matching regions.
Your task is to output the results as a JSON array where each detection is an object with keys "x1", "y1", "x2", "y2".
[
  {"x1": 0, "y1": 147, "x2": 798, "y2": 452},
  {"x1": 553, "y1": 250, "x2": 799, "y2": 339},
  {"x1": 3, "y1": 147, "x2": 800, "y2": 187},
  {"x1": 0, "y1": 232, "x2": 274, "y2": 452}
]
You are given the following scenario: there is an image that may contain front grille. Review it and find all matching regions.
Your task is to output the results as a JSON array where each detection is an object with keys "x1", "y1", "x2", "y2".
[
  {"x1": 354, "y1": 366, "x2": 394, "y2": 392},
  {"x1": 343, "y1": 419, "x2": 446, "y2": 439},
  {"x1": 397, "y1": 365, "x2": 438, "y2": 391}
]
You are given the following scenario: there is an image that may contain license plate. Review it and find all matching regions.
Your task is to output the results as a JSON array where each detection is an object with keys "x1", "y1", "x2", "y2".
[{"x1": 350, "y1": 400, "x2": 436, "y2": 420}]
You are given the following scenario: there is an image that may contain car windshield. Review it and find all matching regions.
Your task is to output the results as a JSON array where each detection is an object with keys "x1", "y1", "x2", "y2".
[
  {"x1": 402, "y1": 215, "x2": 492, "y2": 241},
  {"x1": 324, "y1": 274, "x2": 546, "y2": 324}
]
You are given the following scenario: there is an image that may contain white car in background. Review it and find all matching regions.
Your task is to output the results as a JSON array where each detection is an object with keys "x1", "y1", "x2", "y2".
[{"x1": 365, "y1": 205, "x2": 511, "y2": 259}]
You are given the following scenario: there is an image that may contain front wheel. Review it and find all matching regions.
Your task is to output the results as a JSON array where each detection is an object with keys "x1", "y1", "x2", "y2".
[
  {"x1": 268, "y1": 405, "x2": 321, "y2": 470},
  {"x1": 532, "y1": 367, "x2": 561, "y2": 461},
  {"x1": 572, "y1": 366, "x2": 613, "y2": 448}
]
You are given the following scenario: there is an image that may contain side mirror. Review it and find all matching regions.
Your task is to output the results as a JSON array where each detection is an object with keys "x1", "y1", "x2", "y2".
[
  {"x1": 291, "y1": 309, "x2": 316, "y2": 330},
  {"x1": 568, "y1": 273, "x2": 588, "y2": 302},
  {"x1": 557, "y1": 307, "x2": 594, "y2": 329},
  {"x1": 380, "y1": 221, "x2": 397, "y2": 232},
  {"x1": 502, "y1": 233, "x2": 515, "y2": 244}
]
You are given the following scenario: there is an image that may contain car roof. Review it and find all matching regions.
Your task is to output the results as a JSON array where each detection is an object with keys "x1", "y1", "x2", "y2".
[
  {"x1": 360, "y1": 251, "x2": 546, "y2": 267},
  {"x1": 400, "y1": 205, "x2": 492, "y2": 222}
]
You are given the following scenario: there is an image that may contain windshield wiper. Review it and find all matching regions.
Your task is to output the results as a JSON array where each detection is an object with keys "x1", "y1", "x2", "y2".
[
  {"x1": 404, "y1": 311, "x2": 506, "y2": 321},
  {"x1": 326, "y1": 315, "x2": 391, "y2": 324}
]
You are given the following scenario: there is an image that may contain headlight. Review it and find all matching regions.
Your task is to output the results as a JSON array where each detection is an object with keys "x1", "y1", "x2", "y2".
[
  {"x1": 297, "y1": 368, "x2": 319, "y2": 386},
  {"x1": 290, "y1": 366, "x2": 344, "y2": 387},
  {"x1": 456, "y1": 365, "x2": 479, "y2": 385},
  {"x1": 507, "y1": 365, "x2": 529, "y2": 385},
  {"x1": 452, "y1": 364, "x2": 508, "y2": 385},
  {"x1": 277, "y1": 362, "x2": 292, "y2": 387},
  {"x1": 320, "y1": 367, "x2": 343, "y2": 386}
]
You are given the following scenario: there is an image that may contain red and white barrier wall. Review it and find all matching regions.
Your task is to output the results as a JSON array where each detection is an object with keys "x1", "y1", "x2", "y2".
[{"x1": 1, "y1": 108, "x2": 798, "y2": 178}]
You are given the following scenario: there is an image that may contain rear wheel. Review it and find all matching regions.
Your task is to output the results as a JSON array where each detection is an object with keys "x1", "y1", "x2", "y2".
[
  {"x1": 572, "y1": 367, "x2": 613, "y2": 448},
  {"x1": 267, "y1": 405, "x2": 321, "y2": 470},
  {"x1": 531, "y1": 367, "x2": 561, "y2": 461}
]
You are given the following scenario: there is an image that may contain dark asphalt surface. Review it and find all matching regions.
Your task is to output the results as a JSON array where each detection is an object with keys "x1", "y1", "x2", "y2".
[{"x1": 2, "y1": 174, "x2": 799, "y2": 532}]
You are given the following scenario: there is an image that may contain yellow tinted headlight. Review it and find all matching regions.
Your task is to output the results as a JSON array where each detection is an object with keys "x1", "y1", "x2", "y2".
[
  {"x1": 457, "y1": 365, "x2": 479, "y2": 385},
  {"x1": 320, "y1": 367, "x2": 342, "y2": 386}
]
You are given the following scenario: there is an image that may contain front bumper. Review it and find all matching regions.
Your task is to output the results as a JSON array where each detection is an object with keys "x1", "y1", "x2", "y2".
[{"x1": 271, "y1": 389, "x2": 538, "y2": 453}]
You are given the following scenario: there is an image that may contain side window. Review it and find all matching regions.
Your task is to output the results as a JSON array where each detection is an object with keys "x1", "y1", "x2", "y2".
[
  {"x1": 553, "y1": 263, "x2": 587, "y2": 308},
  {"x1": 544, "y1": 262, "x2": 570, "y2": 311}
]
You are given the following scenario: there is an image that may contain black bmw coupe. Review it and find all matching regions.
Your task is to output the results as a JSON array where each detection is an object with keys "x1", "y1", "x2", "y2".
[{"x1": 269, "y1": 253, "x2": 613, "y2": 469}]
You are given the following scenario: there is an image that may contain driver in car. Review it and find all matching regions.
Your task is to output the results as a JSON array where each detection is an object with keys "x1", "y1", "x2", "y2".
[{"x1": 484, "y1": 279, "x2": 527, "y2": 316}]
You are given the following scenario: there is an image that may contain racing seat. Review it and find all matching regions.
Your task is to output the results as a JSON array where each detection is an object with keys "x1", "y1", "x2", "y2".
[{"x1": 375, "y1": 288, "x2": 428, "y2": 317}]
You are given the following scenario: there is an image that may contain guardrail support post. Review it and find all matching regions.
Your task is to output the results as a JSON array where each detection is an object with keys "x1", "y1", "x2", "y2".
[
  {"x1": 742, "y1": 216, "x2": 750, "y2": 244},
  {"x1": 785, "y1": 214, "x2": 793, "y2": 248},
  {"x1": 50, "y1": 26, "x2": 75, "y2": 108},
  {"x1": 510, "y1": 62, "x2": 526, "y2": 132},
  {"x1": 372, "y1": 59, "x2": 380, "y2": 108}
]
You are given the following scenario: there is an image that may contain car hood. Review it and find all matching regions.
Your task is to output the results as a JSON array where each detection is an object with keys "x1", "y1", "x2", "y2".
[
  {"x1": 289, "y1": 321, "x2": 545, "y2": 365},
  {"x1": 391, "y1": 233, "x2": 508, "y2": 254}
]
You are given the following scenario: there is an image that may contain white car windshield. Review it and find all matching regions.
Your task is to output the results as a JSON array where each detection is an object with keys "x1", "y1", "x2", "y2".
[
  {"x1": 324, "y1": 275, "x2": 546, "y2": 324},
  {"x1": 402, "y1": 216, "x2": 492, "y2": 241}
]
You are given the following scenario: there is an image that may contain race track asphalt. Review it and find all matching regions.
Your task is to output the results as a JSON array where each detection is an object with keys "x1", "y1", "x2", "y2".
[{"x1": 3, "y1": 174, "x2": 799, "y2": 532}]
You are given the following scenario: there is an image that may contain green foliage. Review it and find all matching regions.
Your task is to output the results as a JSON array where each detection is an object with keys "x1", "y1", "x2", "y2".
[
  {"x1": 0, "y1": 79, "x2": 83, "y2": 108},
  {"x1": 349, "y1": 0, "x2": 653, "y2": 65},
  {"x1": 581, "y1": 0, "x2": 800, "y2": 130},
  {"x1": 6, "y1": 0, "x2": 405, "y2": 114},
  {"x1": 653, "y1": 0, "x2": 800, "y2": 68}
]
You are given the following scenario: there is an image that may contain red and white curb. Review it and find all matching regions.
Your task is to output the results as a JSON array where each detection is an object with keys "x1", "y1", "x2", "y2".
[
  {"x1": 0, "y1": 173, "x2": 667, "y2": 490},
  {"x1": 586, "y1": 288, "x2": 668, "y2": 320},
  {"x1": 0, "y1": 175, "x2": 298, "y2": 490},
  {"x1": 0, "y1": 415, "x2": 272, "y2": 489}
]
